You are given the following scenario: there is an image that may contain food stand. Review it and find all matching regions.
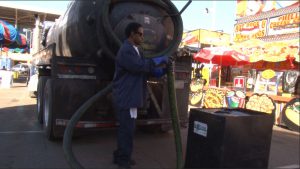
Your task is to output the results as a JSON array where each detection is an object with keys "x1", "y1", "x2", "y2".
[
  {"x1": 179, "y1": 29, "x2": 231, "y2": 108},
  {"x1": 188, "y1": 1, "x2": 299, "y2": 132},
  {"x1": 191, "y1": 46, "x2": 250, "y2": 111},
  {"x1": 233, "y1": 2, "x2": 299, "y2": 131}
]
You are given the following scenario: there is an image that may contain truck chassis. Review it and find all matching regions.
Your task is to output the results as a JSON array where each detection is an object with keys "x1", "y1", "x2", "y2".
[{"x1": 34, "y1": 44, "x2": 191, "y2": 140}]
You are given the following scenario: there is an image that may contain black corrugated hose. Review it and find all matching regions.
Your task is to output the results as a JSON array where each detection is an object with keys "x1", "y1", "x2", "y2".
[{"x1": 98, "y1": 0, "x2": 184, "y2": 59}]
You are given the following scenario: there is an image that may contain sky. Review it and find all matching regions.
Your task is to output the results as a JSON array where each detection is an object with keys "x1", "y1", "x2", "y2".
[
  {"x1": 173, "y1": 1, "x2": 236, "y2": 34},
  {"x1": 1, "y1": 1, "x2": 237, "y2": 34}
]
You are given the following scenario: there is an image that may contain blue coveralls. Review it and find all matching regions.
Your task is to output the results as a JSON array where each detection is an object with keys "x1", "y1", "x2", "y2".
[{"x1": 112, "y1": 40, "x2": 154, "y2": 166}]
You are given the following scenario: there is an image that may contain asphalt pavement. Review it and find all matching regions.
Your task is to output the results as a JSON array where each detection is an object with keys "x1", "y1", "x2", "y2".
[{"x1": 0, "y1": 82, "x2": 299, "y2": 169}]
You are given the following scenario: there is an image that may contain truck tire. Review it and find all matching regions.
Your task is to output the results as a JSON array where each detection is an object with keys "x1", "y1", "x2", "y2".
[
  {"x1": 43, "y1": 79, "x2": 56, "y2": 140},
  {"x1": 37, "y1": 76, "x2": 49, "y2": 124}
]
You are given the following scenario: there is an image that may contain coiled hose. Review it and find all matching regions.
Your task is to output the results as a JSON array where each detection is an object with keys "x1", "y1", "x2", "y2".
[
  {"x1": 97, "y1": 0, "x2": 183, "y2": 59},
  {"x1": 63, "y1": 64, "x2": 183, "y2": 169},
  {"x1": 63, "y1": 0, "x2": 189, "y2": 169}
]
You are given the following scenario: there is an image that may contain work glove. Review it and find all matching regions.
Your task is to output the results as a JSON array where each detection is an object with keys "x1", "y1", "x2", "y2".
[
  {"x1": 152, "y1": 55, "x2": 168, "y2": 66},
  {"x1": 151, "y1": 55, "x2": 176, "y2": 78},
  {"x1": 151, "y1": 67, "x2": 167, "y2": 78}
]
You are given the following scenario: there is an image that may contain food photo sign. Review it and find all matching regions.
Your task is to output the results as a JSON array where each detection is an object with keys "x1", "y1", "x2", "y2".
[
  {"x1": 201, "y1": 88, "x2": 247, "y2": 108},
  {"x1": 282, "y1": 98, "x2": 300, "y2": 131},
  {"x1": 225, "y1": 90, "x2": 246, "y2": 108},
  {"x1": 254, "y1": 69, "x2": 283, "y2": 95},
  {"x1": 203, "y1": 88, "x2": 226, "y2": 108}
]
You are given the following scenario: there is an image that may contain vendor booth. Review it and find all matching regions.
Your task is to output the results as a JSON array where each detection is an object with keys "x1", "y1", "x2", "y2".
[
  {"x1": 233, "y1": 3, "x2": 300, "y2": 131},
  {"x1": 188, "y1": 2, "x2": 299, "y2": 132}
]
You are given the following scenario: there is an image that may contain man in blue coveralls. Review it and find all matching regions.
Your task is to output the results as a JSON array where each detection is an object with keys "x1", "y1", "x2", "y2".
[{"x1": 112, "y1": 22, "x2": 168, "y2": 169}]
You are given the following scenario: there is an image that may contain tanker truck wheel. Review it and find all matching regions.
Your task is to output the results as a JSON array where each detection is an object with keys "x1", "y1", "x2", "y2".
[
  {"x1": 37, "y1": 76, "x2": 49, "y2": 124},
  {"x1": 43, "y1": 79, "x2": 56, "y2": 140}
]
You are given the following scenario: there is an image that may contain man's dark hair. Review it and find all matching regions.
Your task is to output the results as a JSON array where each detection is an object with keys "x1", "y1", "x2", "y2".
[{"x1": 125, "y1": 22, "x2": 142, "y2": 38}]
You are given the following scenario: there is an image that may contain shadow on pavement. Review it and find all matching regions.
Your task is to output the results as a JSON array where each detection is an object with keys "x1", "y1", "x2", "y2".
[{"x1": 0, "y1": 104, "x2": 40, "y2": 132}]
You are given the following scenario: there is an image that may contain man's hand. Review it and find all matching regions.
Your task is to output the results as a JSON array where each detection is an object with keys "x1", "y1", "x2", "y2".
[
  {"x1": 152, "y1": 55, "x2": 176, "y2": 67},
  {"x1": 151, "y1": 66, "x2": 167, "y2": 78},
  {"x1": 152, "y1": 55, "x2": 168, "y2": 67}
]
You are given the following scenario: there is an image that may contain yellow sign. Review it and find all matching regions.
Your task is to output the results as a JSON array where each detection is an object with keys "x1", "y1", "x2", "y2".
[
  {"x1": 236, "y1": 0, "x2": 299, "y2": 19},
  {"x1": 180, "y1": 30, "x2": 200, "y2": 48},
  {"x1": 234, "y1": 20, "x2": 267, "y2": 42},
  {"x1": 181, "y1": 29, "x2": 231, "y2": 48},
  {"x1": 262, "y1": 69, "x2": 276, "y2": 79},
  {"x1": 200, "y1": 30, "x2": 231, "y2": 46},
  {"x1": 268, "y1": 12, "x2": 300, "y2": 35},
  {"x1": 232, "y1": 38, "x2": 299, "y2": 63}
]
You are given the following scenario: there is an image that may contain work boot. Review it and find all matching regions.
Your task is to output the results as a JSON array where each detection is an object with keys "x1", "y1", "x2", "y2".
[
  {"x1": 115, "y1": 160, "x2": 132, "y2": 169},
  {"x1": 129, "y1": 159, "x2": 136, "y2": 166},
  {"x1": 118, "y1": 164, "x2": 131, "y2": 169},
  {"x1": 113, "y1": 158, "x2": 136, "y2": 166},
  {"x1": 113, "y1": 150, "x2": 136, "y2": 166}
]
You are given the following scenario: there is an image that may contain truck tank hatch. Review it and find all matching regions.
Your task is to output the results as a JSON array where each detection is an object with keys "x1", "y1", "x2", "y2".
[{"x1": 109, "y1": 2, "x2": 176, "y2": 56}]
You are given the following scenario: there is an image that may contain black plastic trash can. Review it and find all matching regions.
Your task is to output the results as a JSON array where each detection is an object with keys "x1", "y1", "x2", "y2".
[{"x1": 185, "y1": 108, "x2": 274, "y2": 169}]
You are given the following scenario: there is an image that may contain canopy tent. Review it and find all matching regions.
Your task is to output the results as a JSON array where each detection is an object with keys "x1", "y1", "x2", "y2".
[
  {"x1": 0, "y1": 19, "x2": 18, "y2": 45},
  {"x1": 194, "y1": 46, "x2": 250, "y2": 86},
  {"x1": 8, "y1": 33, "x2": 28, "y2": 50},
  {"x1": 0, "y1": 19, "x2": 28, "y2": 54},
  {"x1": 232, "y1": 38, "x2": 299, "y2": 70},
  {"x1": 194, "y1": 47, "x2": 249, "y2": 66},
  {"x1": 17, "y1": 33, "x2": 27, "y2": 47}
]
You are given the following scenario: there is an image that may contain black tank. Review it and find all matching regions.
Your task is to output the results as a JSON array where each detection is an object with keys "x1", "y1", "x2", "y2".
[{"x1": 46, "y1": 0, "x2": 183, "y2": 61}]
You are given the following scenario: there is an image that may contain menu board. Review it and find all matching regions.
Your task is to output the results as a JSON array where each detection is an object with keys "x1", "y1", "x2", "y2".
[
  {"x1": 254, "y1": 69, "x2": 283, "y2": 95},
  {"x1": 234, "y1": 20, "x2": 267, "y2": 42},
  {"x1": 268, "y1": 12, "x2": 299, "y2": 36}
]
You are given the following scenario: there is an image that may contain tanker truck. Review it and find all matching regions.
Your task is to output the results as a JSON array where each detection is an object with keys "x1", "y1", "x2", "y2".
[{"x1": 32, "y1": 0, "x2": 192, "y2": 140}]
